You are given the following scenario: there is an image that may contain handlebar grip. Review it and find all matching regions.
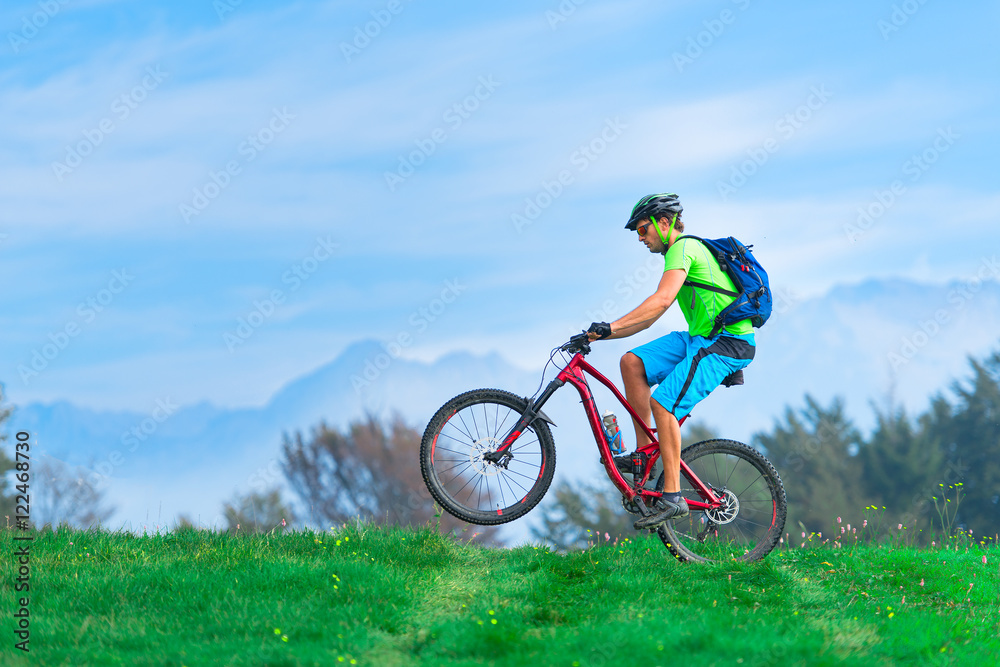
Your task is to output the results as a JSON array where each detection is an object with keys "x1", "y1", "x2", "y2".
[{"x1": 562, "y1": 332, "x2": 592, "y2": 355}]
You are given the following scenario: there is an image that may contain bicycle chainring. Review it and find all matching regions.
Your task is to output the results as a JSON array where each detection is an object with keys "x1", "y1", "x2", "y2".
[{"x1": 621, "y1": 496, "x2": 641, "y2": 515}]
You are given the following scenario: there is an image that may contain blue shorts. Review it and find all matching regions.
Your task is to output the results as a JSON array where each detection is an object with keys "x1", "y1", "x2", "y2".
[{"x1": 629, "y1": 331, "x2": 755, "y2": 420}]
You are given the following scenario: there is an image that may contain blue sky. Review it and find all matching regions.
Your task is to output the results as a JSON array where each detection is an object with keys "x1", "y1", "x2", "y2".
[{"x1": 2, "y1": 0, "x2": 999, "y2": 412}]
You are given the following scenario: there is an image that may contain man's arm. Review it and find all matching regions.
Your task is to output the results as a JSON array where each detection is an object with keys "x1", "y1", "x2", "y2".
[{"x1": 604, "y1": 268, "x2": 686, "y2": 339}]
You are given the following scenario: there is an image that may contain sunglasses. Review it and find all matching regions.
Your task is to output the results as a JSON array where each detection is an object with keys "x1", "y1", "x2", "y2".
[{"x1": 636, "y1": 220, "x2": 655, "y2": 236}]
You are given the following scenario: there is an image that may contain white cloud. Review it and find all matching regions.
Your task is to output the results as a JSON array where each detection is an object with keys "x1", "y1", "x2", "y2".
[{"x1": 2, "y1": 0, "x2": 998, "y2": 413}]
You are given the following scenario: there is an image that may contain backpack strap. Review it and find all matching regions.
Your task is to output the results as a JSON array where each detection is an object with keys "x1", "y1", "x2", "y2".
[
  {"x1": 673, "y1": 235, "x2": 741, "y2": 297},
  {"x1": 683, "y1": 279, "x2": 739, "y2": 297}
]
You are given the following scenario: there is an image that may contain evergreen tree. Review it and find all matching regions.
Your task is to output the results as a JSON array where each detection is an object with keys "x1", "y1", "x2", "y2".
[
  {"x1": 682, "y1": 420, "x2": 720, "y2": 447},
  {"x1": 858, "y1": 404, "x2": 944, "y2": 535},
  {"x1": 531, "y1": 480, "x2": 637, "y2": 551},
  {"x1": 922, "y1": 351, "x2": 1000, "y2": 537},
  {"x1": 752, "y1": 395, "x2": 864, "y2": 534}
]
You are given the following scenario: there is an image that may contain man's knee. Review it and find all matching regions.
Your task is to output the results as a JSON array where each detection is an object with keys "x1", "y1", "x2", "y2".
[
  {"x1": 621, "y1": 351, "x2": 645, "y2": 378},
  {"x1": 650, "y1": 397, "x2": 677, "y2": 420}
]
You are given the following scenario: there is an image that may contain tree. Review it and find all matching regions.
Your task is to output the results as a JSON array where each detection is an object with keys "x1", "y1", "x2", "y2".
[
  {"x1": 753, "y1": 395, "x2": 864, "y2": 534},
  {"x1": 31, "y1": 457, "x2": 115, "y2": 529},
  {"x1": 922, "y1": 351, "x2": 1000, "y2": 536},
  {"x1": 531, "y1": 480, "x2": 639, "y2": 551},
  {"x1": 0, "y1": 384, "x2": 16, "y2": 523},
  {"x1": 1, "y1": 385, "x2": 114, "y2": 530},
  {"x1": 222, "y1": 488, "x2": 296, "y2": 534},
  {"x1": 682, "y1": 420, "x2": 720, "y2": 448},
  {"x1": 281, "y1": 415, "x2": 498, "y2": 542},
  {"x1": 531, "y1": 421, "x2": 719, "y2": 550},
  {"x1": 857, "y1": 403, "x2": 945, "y2": 536}
]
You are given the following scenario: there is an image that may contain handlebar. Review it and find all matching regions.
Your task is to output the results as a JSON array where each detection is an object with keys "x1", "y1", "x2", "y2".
[{"x1": 560, "y1": 332, "x2": 592, "y2": 356}]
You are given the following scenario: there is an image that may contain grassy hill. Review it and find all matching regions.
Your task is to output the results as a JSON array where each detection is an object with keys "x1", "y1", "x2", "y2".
[{"x1": 1, "y1": 524, "x2": 997, "y2": 666}]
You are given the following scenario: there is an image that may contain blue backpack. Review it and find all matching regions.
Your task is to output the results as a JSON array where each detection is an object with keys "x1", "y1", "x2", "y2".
[{"x1": 676, "y1": 235, "x2": 772, "y2": 337}]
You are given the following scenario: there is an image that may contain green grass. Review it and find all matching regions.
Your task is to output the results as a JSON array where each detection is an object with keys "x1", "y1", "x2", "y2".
[{"x1": 1, "y1": 524, "x2": 998, "y2": 666}]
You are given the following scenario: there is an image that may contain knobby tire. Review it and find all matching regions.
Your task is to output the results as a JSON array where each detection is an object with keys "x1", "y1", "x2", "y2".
[
  {"x1": 420, "y1": 389, "x2": 556, "y2": 526},
  {"x1": 657, "y1": 439, "x2": 787, "y2": 563}
]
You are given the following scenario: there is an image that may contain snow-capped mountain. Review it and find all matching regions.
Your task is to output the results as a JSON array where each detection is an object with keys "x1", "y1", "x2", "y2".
[{"x1": 11, "y1": 276, "x2": 1000, "y2": 538}]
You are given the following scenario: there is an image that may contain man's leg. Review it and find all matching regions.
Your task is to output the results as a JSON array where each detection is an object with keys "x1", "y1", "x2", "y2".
[
  {"x1": 620, "y1": 333, "x2": 686, "y2": 450},
  {"x1": 633, "y1": 399, "x2": 688, "y2": 529},
  {"x1": 650, "y1": 397, "x2": 680, "y2": 493},
  {"x1": 634, "y1": 333, "x2": 755, "y2": 530},
  {"x1": 621, "y1": 352, "x2": 652, "y2": 449}
]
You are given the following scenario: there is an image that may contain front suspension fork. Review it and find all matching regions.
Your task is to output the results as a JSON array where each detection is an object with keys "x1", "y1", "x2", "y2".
[{"x1": 483, "y1": 379, "x2": 561, "y2": 466}]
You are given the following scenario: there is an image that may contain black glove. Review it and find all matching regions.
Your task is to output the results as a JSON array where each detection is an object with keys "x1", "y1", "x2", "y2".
[{"x1": 587, "y1": 322, "x2": 613, "y2": 340}]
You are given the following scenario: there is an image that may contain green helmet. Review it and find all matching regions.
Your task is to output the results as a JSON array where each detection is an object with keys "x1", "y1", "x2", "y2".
[{"x1": 625, "y1": 193, "x2": 683, "y2": 230}]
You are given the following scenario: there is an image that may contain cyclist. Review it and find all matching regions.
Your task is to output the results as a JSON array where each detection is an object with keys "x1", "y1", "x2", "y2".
[{"x1": 586, "y1": 193, "x2": 756, "y2": 530}]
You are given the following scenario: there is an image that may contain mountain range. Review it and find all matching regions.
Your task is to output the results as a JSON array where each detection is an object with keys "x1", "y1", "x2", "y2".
[{"x1": 11, "y1": 276, "x2": 1000, "y2": 541}]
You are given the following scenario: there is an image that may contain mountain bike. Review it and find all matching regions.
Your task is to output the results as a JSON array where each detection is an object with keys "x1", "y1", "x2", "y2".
[{"x1": 419, "y1": 333, "x2": 787, "y2": 563}]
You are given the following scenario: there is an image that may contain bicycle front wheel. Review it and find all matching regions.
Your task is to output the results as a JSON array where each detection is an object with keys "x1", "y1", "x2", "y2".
[
  {"x1": 420, "y1": 389, "x2": 556, "y2": 526},
  {"x1": 658, "y1": 439, "x2": 786, "y2": 563}
]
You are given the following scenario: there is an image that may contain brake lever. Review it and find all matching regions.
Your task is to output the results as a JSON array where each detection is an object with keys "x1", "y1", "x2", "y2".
[{"x1": 562, "y1": 332, "x2": 591, "y2": 355}]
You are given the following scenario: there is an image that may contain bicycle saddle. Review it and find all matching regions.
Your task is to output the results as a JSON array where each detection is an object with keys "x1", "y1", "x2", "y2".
[{"x1": 721, "y1": 369, "x2": 744, "y2": 387}]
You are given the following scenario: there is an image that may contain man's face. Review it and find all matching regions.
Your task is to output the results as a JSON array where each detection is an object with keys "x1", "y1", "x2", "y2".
[{"x1": 636, "y1": 218, "x2": 665, "y2": 253}]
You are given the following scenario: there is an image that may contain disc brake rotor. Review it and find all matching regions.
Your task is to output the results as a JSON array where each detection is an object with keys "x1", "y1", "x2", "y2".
[
  {"x1": 704, "y1": 488, "x2": 740, "y2": 525},
  {"x1": 470, "y1": 437, "x2": 503, "y2": 476}
]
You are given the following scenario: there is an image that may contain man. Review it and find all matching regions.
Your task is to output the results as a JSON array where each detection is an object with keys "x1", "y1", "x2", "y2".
[{"x1": 586, "y1": 193, "x2": 756, "y2": 530}]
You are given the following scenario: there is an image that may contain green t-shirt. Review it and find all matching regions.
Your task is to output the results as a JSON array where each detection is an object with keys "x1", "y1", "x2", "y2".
[{"x1": 664, "y1": 237, "x2": 752, "y2": 337}]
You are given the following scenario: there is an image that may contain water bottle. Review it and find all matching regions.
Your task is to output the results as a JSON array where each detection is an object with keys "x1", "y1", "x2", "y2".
[{"x1": 602, "y1": 410, "x2": 623, "y2": 454}]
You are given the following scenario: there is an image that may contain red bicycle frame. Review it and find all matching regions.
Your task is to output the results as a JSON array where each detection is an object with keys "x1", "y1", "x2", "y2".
[{"x1": 494, "y1": 351, "x2": 723, "y2": 512}]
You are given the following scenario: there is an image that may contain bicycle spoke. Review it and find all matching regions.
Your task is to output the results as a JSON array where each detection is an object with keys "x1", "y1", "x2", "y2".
[
  {"x1": 452, "y1": 469, "x2": 482, "y2": 500},
  {"x1": 722, "y1": 456, "x2": 738, "y2": 489},
  {"x1": 486, "y1": 475, "x2": 500, "y2": 511},
  {"x1": 734, "y1": 515, "x2": 770, "y2": 531},
  {"x1": 473, "y1": 474, "x2": 485, "y2": 509},
  {"x1": 437, "y1": 460, "x2": 474, "y2": 476},
  {"x1": 483, "y1": 476, "x2": 498, "y2": 510},
  {"x1": 500, "y1": 466, "x2": 540, "y2": 485},
  {"x1": 510, "y1": 437, "x2": 541, "y2": 452},
  {"x1": 460, "y1": 409, "x2": 480, "y2": 444},
  {"x1": 729, "y1": 465, "x2": 759, "y2": 497},
  {"x1": 436, "y1": 455, "x2": 478, "y2": 472},
  {"x1": 421, "y1": 390, "x2": 557, "y2": 526},
  {"x1": 494, "y1": 407, "x2": 516, "y2": 440},
  {"x1": 434, "y1": 440, "x2": 476, "y2": 455},
  {"x1": 468, "y1": 406, "x2": 483, "y2": 444},
  {"x1": 731, "y1": 518, "x2": 754, "y2": 545},
  {"x1": 439, "y1": 407, "x2": 543, "y2": 505},
  {"x1": 498, "y1": 471, "x2": 525, "y2": 504},
  {"x1": 659, "y1": 442, "x2": 785, "y2": 563},
  {"x1": 448, "y1": 415, "x2": 476, "y2": 444},
  {"x1": 436, "y1": 430, "x2": 474, "y2": 446},
  {"x1": 498, "y1": 469, "x2": 532, "y2": 496},
  {"x1": 496, "y1": 473, "x2": 512, "y2": 509}
]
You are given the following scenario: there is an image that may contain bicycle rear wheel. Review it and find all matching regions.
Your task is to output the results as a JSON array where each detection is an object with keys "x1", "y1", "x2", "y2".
[
  {"x1": 420, "y1": 389, "x2": 556, "y2": 526},
  {"x1": 657, "y1": 439, "x2": 786, "y2": 563}
]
